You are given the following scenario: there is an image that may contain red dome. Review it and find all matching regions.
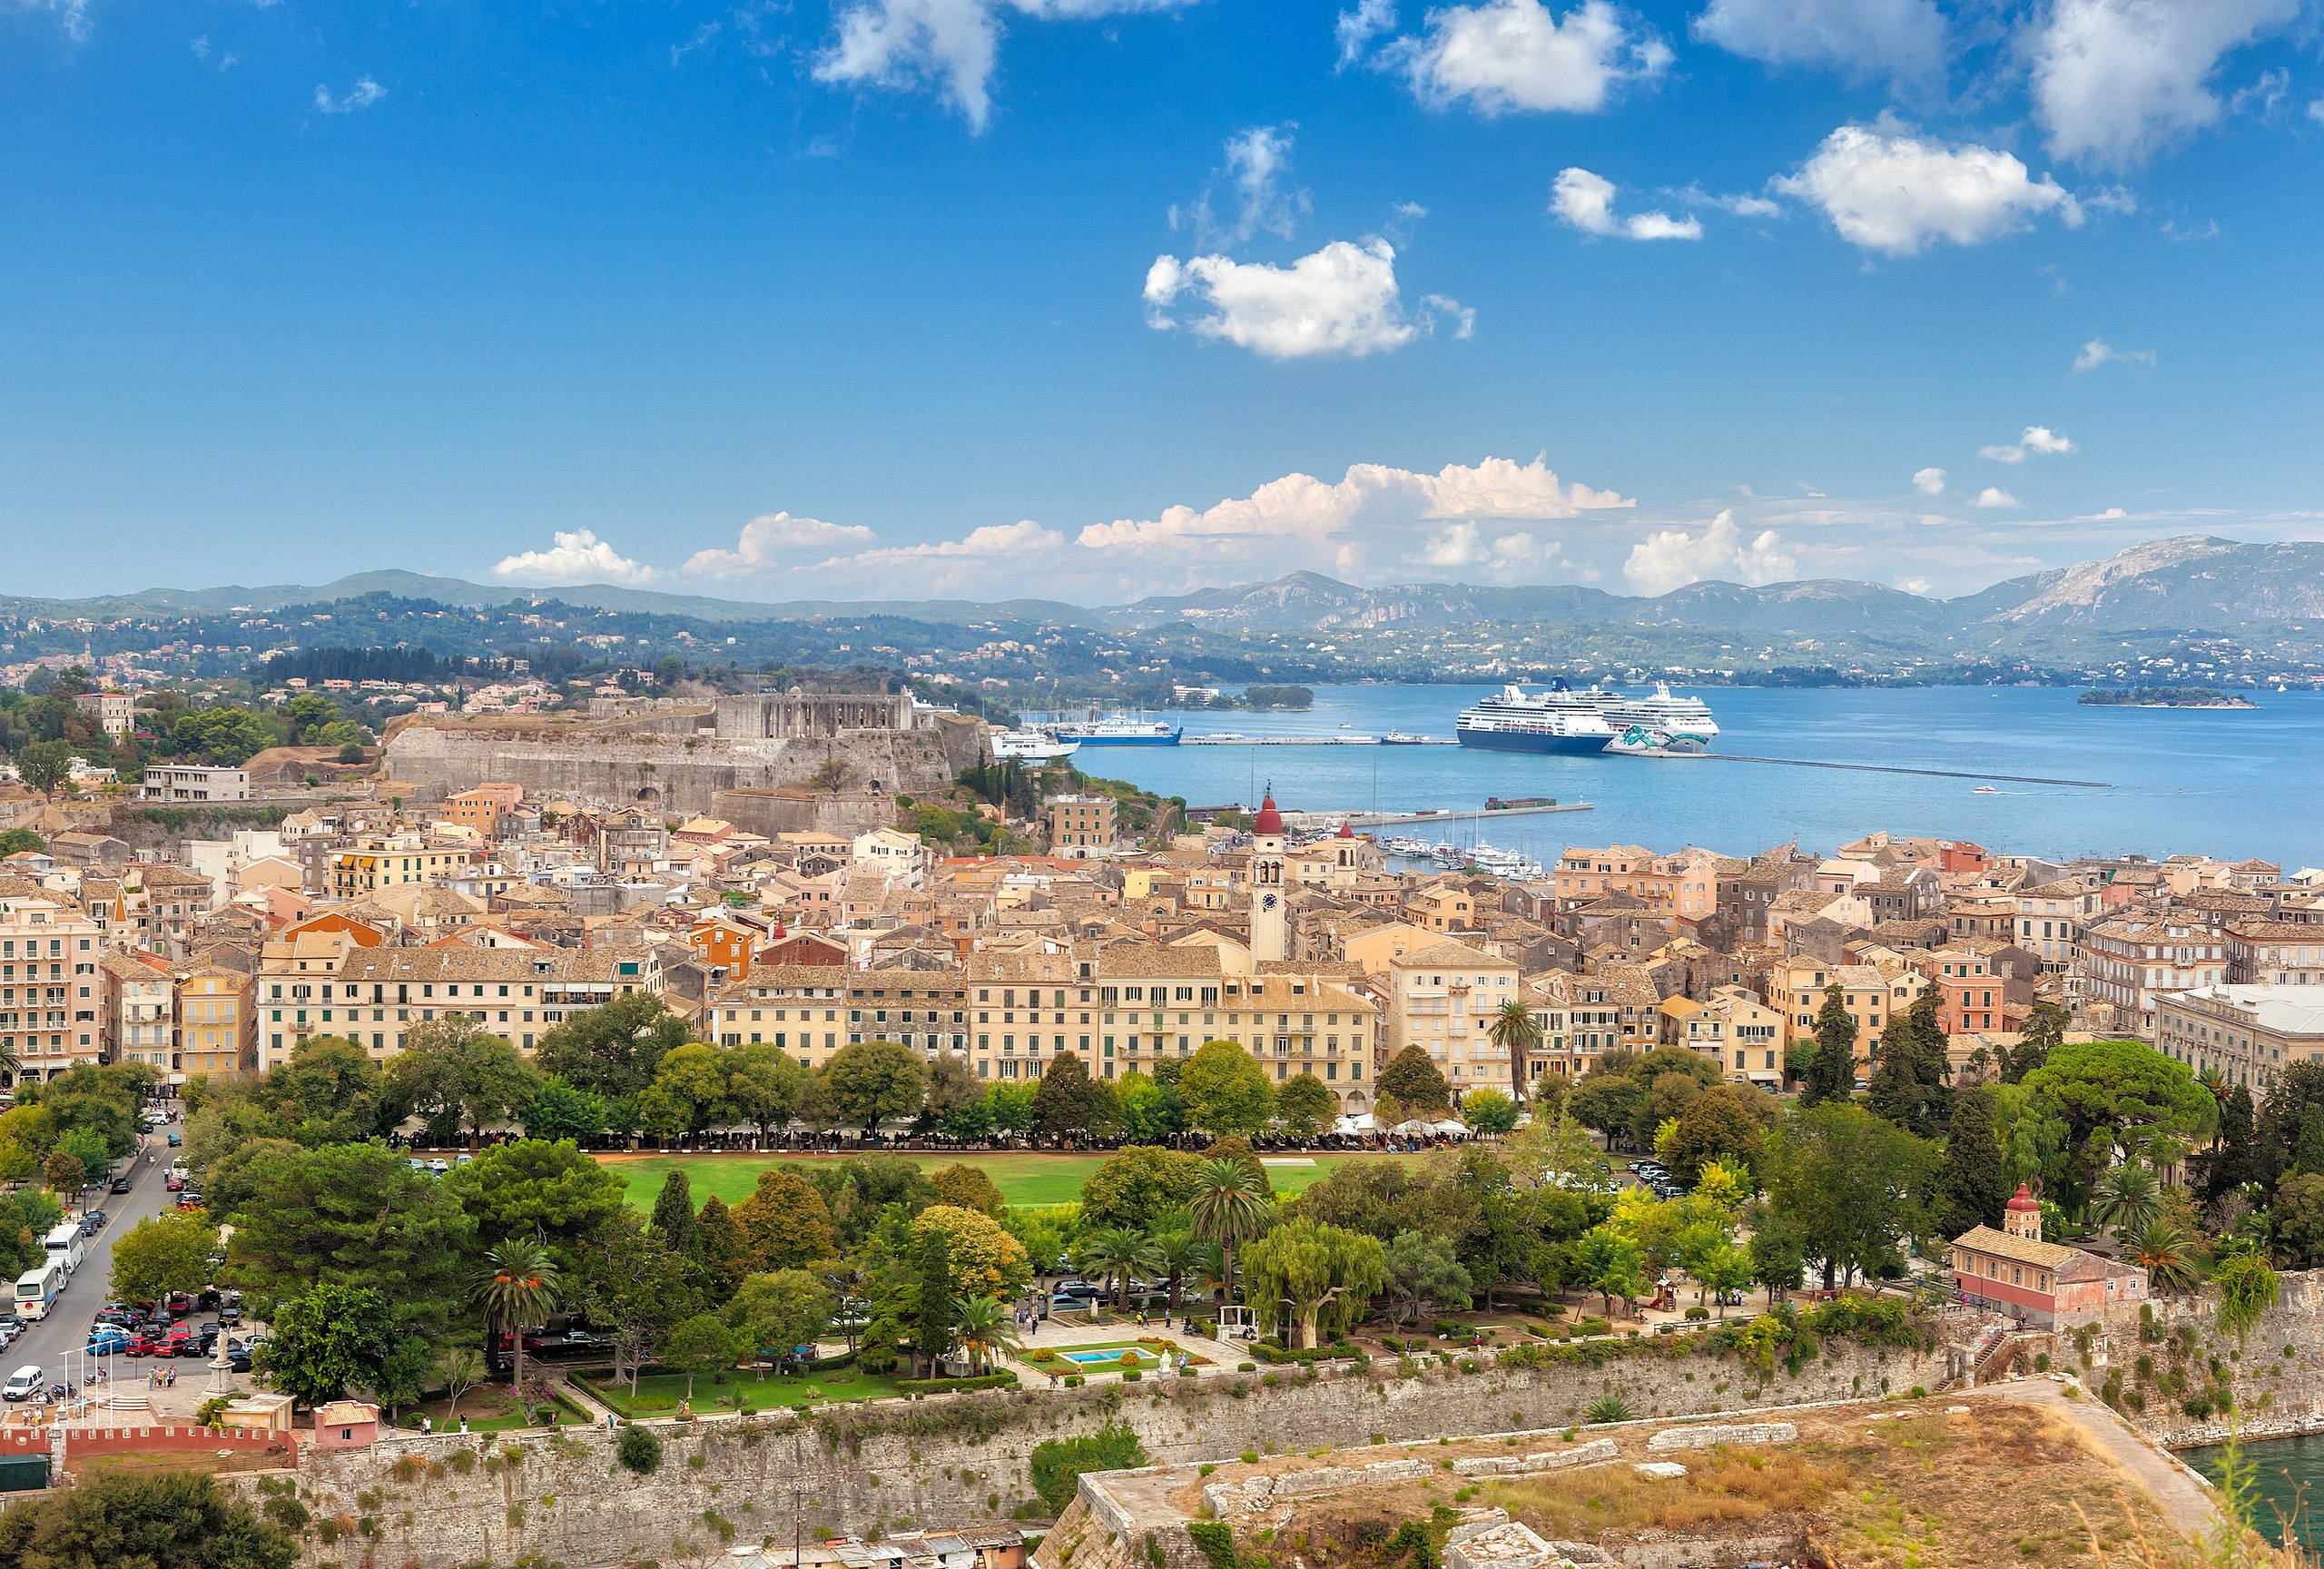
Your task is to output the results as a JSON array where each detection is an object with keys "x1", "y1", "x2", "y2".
[
  {"x1": 1253, "y1": 793, "x2": 1284, "y2": 835},
  {"x1": 2006, "y1": 1183, "x2": 2039, "y2": 1212},
  {"x1": 1335, "y1": 822, "x2": 1354, "y2": 838}
]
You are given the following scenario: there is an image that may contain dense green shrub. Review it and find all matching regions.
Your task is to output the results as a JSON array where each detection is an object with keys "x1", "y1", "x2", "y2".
[{"x1": 1029, "y1": 1422, "x2": 1148, "y2": 1514}]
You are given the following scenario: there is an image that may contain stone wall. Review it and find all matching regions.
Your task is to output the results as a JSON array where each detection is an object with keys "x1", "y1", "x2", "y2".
[
  {"x1": 255, "y1": 1337, "x2": 1945, "y2": 1569},
  {"x1": 2096, "y1": 1268, "x2": 2324, "y2": 1448},
  {"x1": 383, "y1": 717, "x2": 981, "y2": 817}
]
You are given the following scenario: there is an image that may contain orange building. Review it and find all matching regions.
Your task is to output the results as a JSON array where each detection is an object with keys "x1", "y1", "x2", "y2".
[{"x1": 447, "y1": 783, "x2": 525, "y2": 838}]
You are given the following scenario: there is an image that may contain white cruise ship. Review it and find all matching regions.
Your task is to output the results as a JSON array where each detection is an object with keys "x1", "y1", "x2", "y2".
[
  {"x1": 1454, "y1": 682, "x2": 1616, "y2": 755},
  {"x1": 1590, "y1": 683, "x2": 1719, "y2": 754},
  {"x1": 990, "y1": 728, "x2": 1080, "y2": 763}
]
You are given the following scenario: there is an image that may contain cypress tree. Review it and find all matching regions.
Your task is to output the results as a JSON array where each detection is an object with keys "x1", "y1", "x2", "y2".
[
  {"x1": 650, "y1": 1170, "x2": 697, "y2": 1257},
  {"x1": 1800, "y1": 982, "x2": 1856, "y2": 1108},
  {"x1": 1935, "y1": 1085, "x2": 2012, "y2": 1238},
  {"x1": 913, "y1": 1228, "x2": 954, "y2": 1377},
  {"x1": 2209, "y1": 1083, "x2": 2259, "y2": 1201}
]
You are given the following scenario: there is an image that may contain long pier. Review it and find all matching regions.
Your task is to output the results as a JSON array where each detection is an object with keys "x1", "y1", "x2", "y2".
[
  {"x1": 1701, "y1": 755, "x2": 2112, "y2": 789},
  {"x1": 1293, "y1": 802, "x2": 1596, "y2": 829},
  {"x1": 1179, "y1": 735, "x2": 1457, "y2": 746}
]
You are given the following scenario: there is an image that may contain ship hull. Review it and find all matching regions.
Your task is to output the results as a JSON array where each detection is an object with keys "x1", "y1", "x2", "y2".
[
  {"x1": 1456, "y1": 728, "x2": 1610, "y2": 755},
  {"x1": 1065, "y1": 733, "x2": 1182, "y2": 745}
]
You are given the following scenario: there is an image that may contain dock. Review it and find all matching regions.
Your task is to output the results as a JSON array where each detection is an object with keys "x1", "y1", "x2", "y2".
[
  {"x1": 1180, "y1": 735, "x2": 1457, "y2": 746},
  {"x1": 1286, "y1": 802, "x2": 1595, "y2": 831},
  {"x1": 1704, "y1": 755, "x2": 2111, "y2": 789}
]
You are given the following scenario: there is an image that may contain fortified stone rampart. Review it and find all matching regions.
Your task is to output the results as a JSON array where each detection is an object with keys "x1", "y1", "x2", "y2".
[
  {"x1": 2096, "y1": 1267, "x2": 2324, "y2": 1447},
  {"x1": 382, "y1": 715, "x2": 982, "y2": 816},
  {"x1": 250, "y1": 1337, "x2": 1945, "y2": 1569}
]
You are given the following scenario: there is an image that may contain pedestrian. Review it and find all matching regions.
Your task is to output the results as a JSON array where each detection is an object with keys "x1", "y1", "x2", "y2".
[
  {"x1": 1048, "y1": 1370, "x2": 1059, "y2": 1389},
  {"x1": 422, "y1": 1416, "x2": 432, "y2": 1435},
  {"x1": 460, "y1": 1416, "x2": 469, "y2": 1434}
]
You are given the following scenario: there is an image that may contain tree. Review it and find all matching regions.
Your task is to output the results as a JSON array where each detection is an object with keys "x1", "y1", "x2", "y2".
[
  {"x1": 1081, "y1": 1144, "x2": 1202, "y2": 1231},
  {"x1": 1866, "y1": 987, "x2": 1951, "y2": 1138},
  {"x1": 1800, "y1": 982, "x2": 1856, "y2": 1108},
  {"x1": 2132, "y1": 1219, "x2": 2201, "y2": 1296},
  {"x1": 1188, "y1": 1156, "x2": 1274, "y2": 1303},
  {"x1": 2092, "y1": 1159, "x2": 2163, "y2": 1242},
  {"x1": 662, "y1": 1313, "x2": 740, "y2": 1400},
  {"x1": 950, "y1": 1293, "x2": 1023, "y2": 1373},
  {"x1": 986, "y1": 1081, "x2": 1038, "y2": 1138},
  {"x1": 640, "y1": 1041, "x2": 734, "y2": 1137},
  {"x1": 436, "y1": 1346, "x2": 485, "y2": 1422},
  {"x1": 1933, "y1": 1084, "x2": 2014, "y2": 1239},
  {"x1": 2005, "y1": 1002, "x2": 2070, "y2": 1083},
  {"x1": 1568, "y1": 1072, "x2": 1643, "y2": 1146},
  {"x1": 725, "y1": 1268, "x2": 834, "y2": 1361},
  {"x1": 444, "y1": 1137, "x2": 627, "y2": 1254},
  {"x1": 1277, "y1": 1072, "x2": 1337, "y2": 1139},
  {"x1": 535, "y1": 992, "x2": 691, "y2": 1100},
  {"x1": 1572, "y1": 1228, "x2": 1647, "y2": 1317},
  {"x1": 1488, "y1": 1001, "x2": 1543, "y2": 1103},
  {"x1": 223, "y1": 1142, "x2": 477, "y2": 1337},
  {"x1": 43, "y1": 1150, "x2": 84, "y2": 1196},
  {"x1": 650, "y1": 1169, "x2": 698, "y2": 1257},
  {"x1": 521, "y1": 1078, "x2": 606, "y2": 1145},
  {"x1": 578, "y1": 1213, "x2": 699, "y2": 1394},
  {"x1": 1241, "y1": 1218, "x2": 1386, "y2": 1348},
  {"x1": 912, "y1": 1224, "x2": 953, "y2": 1376},
  {"x1": 1663, "y1": 1089, "x2": 1767, "y2": 1185},
  {"x1": 384, "y1": 1019, "x2": 542, "y2": 1146},
  {"x1": 1179, "y1": 1040, "x2": 1275, "y2": 1134},
  {"x1": 1115, "y1": 1071, "x2": 1185, "y2": 1142},
  {"x1": 472, "y1": 1238, "x2": 560, "y2": 1389},
  {"x1": 1078, "y1": 1224, "x2": 1161, "y2": 1310},
  {"x1": 923, "y1": 1052, "x2": 982, "y2": 1129},
  {"x1": 726, "y1": 1043, "x2": 811, "y2": 1140},
  {"x1": 1762, "y1": 1102, "x2": 1936, "y2": 1290},
  {"x1": 2209, "y1": 1083, "x2": 2260, "y2": 1201},
  {"x1": 930, "y1": 1163, "x2": 1008, "y2": 1219},
  {"x1": 1378, "y1": 1045, "x2": 1452, "y2": 1118},
  {"x1": 0, "y1": 1470, "x2": 298, "y2": 1569},
  {"x1": 253, "y1": 1035, "x2": 386, "y2": 1142},
  {"x1": 2273, "y1": 1173, "x2": 2324, "y2": 1268},
  {"x1": 1029, "y1": 1423, "x2": 1149, "y2": 1515},
  {"x1": 1032, "y1": 1051, "x2": 1113, "y2": 1141},
  {"x1": 14, "y1": 740, "x2": 73, "y2": 798},
  {"x1": 0, "y1": 829, "x2": 43, "y2": 856},
  {"x1": 820, "y1": 1041, "x2": 927, "y2": 1135},
  {"x1": 1694, "y1": 1238, "x2": 1755, "y2": 1317},
  {"x1": 911, "y1": 1204, "x2": 1030, "y2": 1299},
  {"x1": 732, "y1": 1169, "x2": 838, "y2": 1270},
  {"x1": 260, "y1": 1282, "x2": 398, "y2": 1408},
  {"x1": 1382, "y1": 1229, "x2": 1472, "y2": 1327},
  {"x1": 2022, "y1": 1040, "x2": 2217, "y2": 1209},
  {"x1": 109, "y1": 1212, "x2": 220, "y2": 1305},
  {"x1": 1459, "y1": 1088, "x2": 1520, "y2": 1136},
  {"x1": 694, "y1": 1196, "x2": 752, "y2": 1299}
]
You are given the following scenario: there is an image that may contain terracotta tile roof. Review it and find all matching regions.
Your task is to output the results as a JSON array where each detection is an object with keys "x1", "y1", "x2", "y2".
[{"x1": 1949, "y1": 1224, "x2": 2078, "y2": 1270}]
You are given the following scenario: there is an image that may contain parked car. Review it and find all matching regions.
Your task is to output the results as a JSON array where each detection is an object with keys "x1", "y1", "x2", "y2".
[
  {"x1": 108, "y1": 1176, "x2": 133, "y2": 1195},
  {"x1": 0, "y1": 1322, "x2": 21, "y2": 1350},
  {"x1": 218, "y1": 1305, "x2": 241, "y2": 1326},
  {"x1": 166, "y1": 1132, "x2": 182, "y2": 1146},
  {"x1": 80, "y1": 1209, "x2": 106, "y2": 1235},
  {"x1": 228, "y1": 1344, "x2": 256, "y2": 1374},
  {"x1": 1056, "y1": 1280, "x2": 1105, "y2": 1299},
  {"x1": 164, "y1": 1292, "x2": 194, "y2": 1318},
  {"x1": 175, "y1": 1192, "x2": 204, "y2": 1210},
  {"x1": 87, "y1": 1328, "x2": 133, "y2": 1356},
  {"x1": 427, "y1": 1158, "x2": 449, "y2": 1175},
  {"x1": 125, "y1": 1335, "x2": 164, "y2": 1358},
  {"x1": 163, "y1": 1175, "x2": 184, "y2": 1192}
]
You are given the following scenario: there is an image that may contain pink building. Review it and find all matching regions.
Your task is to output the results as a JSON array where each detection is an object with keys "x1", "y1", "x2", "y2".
[
  {"x1": 1948, "y1": 1186, "x2": 2147, "y2": 1330},
  {"x1": 312, "y1": 1400, "x2": 380, "y2": 1450}
]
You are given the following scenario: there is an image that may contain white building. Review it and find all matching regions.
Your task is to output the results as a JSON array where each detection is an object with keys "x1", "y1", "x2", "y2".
[
  {"x1": 2156, "y1": 984, "x2": 2324, "y2": 1090},
  {"x1": 142, "y1": 765, "x2": 251, "y2": 804}
]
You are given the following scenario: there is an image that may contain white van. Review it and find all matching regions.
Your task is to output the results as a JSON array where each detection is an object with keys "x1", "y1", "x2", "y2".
[{"x1": 2, "y1": 1367, "x2": 41, "y2": 1403}]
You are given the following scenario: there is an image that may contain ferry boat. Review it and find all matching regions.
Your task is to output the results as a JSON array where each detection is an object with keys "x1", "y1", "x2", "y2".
[
  {"x1": 990, "y1": 728, "x2": 1079, "y2": 763},
  {"x1": 1042, "y1": 714, "x2": 1183, "y2": 745},
  {"x1": 1454, "y1": 682, "x2": 1616, "y2": 755},
  {"x1": 1590, "y1": 683, "x2": 1718, "y2": 753}
]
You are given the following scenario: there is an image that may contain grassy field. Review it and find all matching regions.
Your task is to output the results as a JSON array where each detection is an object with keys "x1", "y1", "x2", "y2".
[
  {"x1": 598, "y1": 1150, "x2": 1411, "y2": 1213},
  {"x1": 579, "y1": 1367, "x2": 903, "y2": 1417}
]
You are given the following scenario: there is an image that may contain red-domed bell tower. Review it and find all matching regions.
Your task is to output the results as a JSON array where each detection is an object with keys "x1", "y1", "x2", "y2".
[
  {"x1": 2004, "y1": 1183, "x2": 2042, "y2": 1241},
  {"x1": 1251, "y1": 788, "x2": 1285, "y2": 963}
]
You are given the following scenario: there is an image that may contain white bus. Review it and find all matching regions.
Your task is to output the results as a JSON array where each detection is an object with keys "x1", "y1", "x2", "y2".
[
  {"x1": 13, "y1": 1263, "x2": 64, "y2": 1321},
  {"x1": 41, "y1": 1225, "x2": 84, "y2": 1277}
]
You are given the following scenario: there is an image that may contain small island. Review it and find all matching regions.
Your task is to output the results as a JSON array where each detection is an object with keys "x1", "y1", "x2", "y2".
[{"x1": 2077, "y1": 686, "x2": 2258, "y2": 708}]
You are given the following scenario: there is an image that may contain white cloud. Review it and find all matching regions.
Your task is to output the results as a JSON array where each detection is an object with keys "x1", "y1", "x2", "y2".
[
  {"x1": 1775, "y1": 123, "x2": 2081, "y2": 256},
  {"x1": 2032, "y1": 0, "x2": 2299, "y2": 170},
  {"x1": 683, "y1": 512, "x2": 880, "y2": 578},
  {"x1": 2310, "y1": 98, "x2": 2324, "y2": 124},
  {"x1": 1144, "y1": 239, "x2": 1462, "y2": 360},
  {"x1": 1912, "y1": 466, "x2": 1946, "y2": 496},
  {"x1": 9, "y1": 0, "x2": 91, "y2": 43},
  {"x1": 1335, "y1": 0, "x2": 1396, "y2": 66},
  {"x1": 1670, "y1": 184, "x2": 1784, "y2": 218},
  {"x1": 1175, "y1": 125, "x2": 1311, "y2": 248},
  {"x1": 1550, "y1": 167, "x2": 1702, "y2": 240},
  {"x1": 492, "y1": 530, "x2": 657, "y2": 586},
  {"x1": 815, "y1": 0, "x2": 1187, "y2": 133},
  {"x1": 1896, "y1": 575, "x2": 1935, "y2": 595},
  {"x1": 1980, "y1": 425, "x2": 2077, "y2": 463},
  {"x1": 1622, "y1": 509, "x2": 1797, "y2": 594},
  {"x1": 1692, "y1": 0, "x2": 1945, "y2": 84},
  {"x1": 314, "y1": 76, "x2": 387, "y2": 114},
  {"x1": 1968, "y1": 486, "x2": 2022, "y2": 508},
  {"x1": 1416, "y1": 523, "x2": 1560, "y2": 576},
  {"x1": 838, "y1": 518, "x2": 1063, "y2": 568},
  {"x1": 2072, "y1": 337, "x2": 2155, "y2": 373},
  {"x1": 1387, "y1": 0, "x2": 1669, "y2": 116},
  {"x1": 1079, "y1": 456, "x2": 1630, "y2": 578}
]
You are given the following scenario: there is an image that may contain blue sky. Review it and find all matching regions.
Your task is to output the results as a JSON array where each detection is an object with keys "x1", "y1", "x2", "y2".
[{"x1": 2, "y1": 0, "x2": 2319, "y2": 605}]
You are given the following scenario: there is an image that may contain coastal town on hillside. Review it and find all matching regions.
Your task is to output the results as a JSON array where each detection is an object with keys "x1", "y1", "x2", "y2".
[{"x1": 5, "y1": 670, "x2": 2324, "y2": 1568}]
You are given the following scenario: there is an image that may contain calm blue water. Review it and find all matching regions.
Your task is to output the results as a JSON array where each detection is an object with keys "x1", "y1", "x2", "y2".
[
  {"x1": 2186, "y1": 1436, "x2": 2324, "y2": 1548},
  {"x1": 1079, "y1": 685, "x2": 2320, "y2": 869}
]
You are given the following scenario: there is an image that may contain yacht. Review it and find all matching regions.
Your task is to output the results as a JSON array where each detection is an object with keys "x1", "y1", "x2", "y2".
[
  {"x1": 990, "y1": 728, "x2": 1080, "y2": 763},
  {"x1": 1454, "y1": 682, "x2": 1616, "y2": 755}
]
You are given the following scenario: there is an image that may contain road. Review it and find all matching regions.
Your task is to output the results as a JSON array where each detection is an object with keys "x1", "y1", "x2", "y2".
[{"x1": 2, "y1": 1128, "x2": 180, "y2": 1401}]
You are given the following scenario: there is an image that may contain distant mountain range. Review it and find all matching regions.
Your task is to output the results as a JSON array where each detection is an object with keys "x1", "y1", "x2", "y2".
[{"x1": 10, "y1": 534, "x2": 2323, "y2": 642}]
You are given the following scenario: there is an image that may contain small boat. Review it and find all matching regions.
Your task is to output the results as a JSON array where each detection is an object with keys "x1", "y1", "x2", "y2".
[
  {"x1": 990, "y1": 728, "x2": 1079, "y2": 763},
  {"x1": 1972, "y1": 785, "x2": 1999, "y2": 794},
  {"x1": 1381, "y1": 731, "x2": 1427, "y2": 745}
]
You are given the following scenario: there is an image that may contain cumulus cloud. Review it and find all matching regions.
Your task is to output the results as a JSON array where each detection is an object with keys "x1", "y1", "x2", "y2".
[
  {"x1": 1692, "y1": 0, "x2": 1945, "y2": 85},
  {"x1": 1622, "y1": 509, "x2": 1796, "y2": 594},
  {"x1": 11, "y1": 0, "x2": 92, "y2": 42},
  {"x1": 1968, "y1": 486, "x2": 2022, "y2": 508},
  {"x1": 839, "y1": 518, "x2": 1064, "y2": 569},
  {"x1": 815, "y1": 0, "x2": 1188, "y2": 133},
  {"x1": 1417, "y1": 523, "x2": 1560, "y2": 576},
  {"x1": 683, "y1": 512, "x2": 880, "y2": 577},
  {"x1": 1551, "y1": 168, "x2": 1702, "y2": 240},
  {"x1": 1174, "y1": 125, "x2": 1311, "y2": 248},
  {"x1": 2032, "y1": 0, "x2": 2299, "y2": 170},
  {"x1": 1143, "y1": 239, "x2": 1466, "y2": 360},
  {"x1": 2073, "y1": 338, "x2": 2155, "y2": 373},
  {"x1": 1775, "y1": 123, "x2": 2081, "y2": 255},
  {"x1": 1912, "y1": 467, "x2": 1946, "y2": 497},
  {"x1": 1980, "y1": 425, "x2": 2077, "y2": 463},
  {"x1": 314, "y1": 76, "x2": 387, "y2": 113},
  {"x1": 1385, "y1": 0, "x2": 1669, "y2": 116},
  {"x1": 1078, "y1": 456, "x2": 1630, "y2": 577},
  {"x1": 492, "y1": 530, "x2": 657, "y2": 586},
  {"x1": 1335, "y1": 0, "x2": 1396, "y2": 66}
]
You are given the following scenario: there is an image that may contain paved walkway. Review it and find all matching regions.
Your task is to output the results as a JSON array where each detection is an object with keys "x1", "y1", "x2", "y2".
[{"x1": 2005, "y1": 1377, "x2": 2224, "y2": 1544}]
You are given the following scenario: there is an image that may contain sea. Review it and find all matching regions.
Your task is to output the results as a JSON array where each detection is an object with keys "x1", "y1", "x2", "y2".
[
  {"x1": 2186, "y1": 1436, "x2": 2324, "y2": 1548},
  {"x1": 1069, "y1": 684, "x2": 2321, "y2": 870}
]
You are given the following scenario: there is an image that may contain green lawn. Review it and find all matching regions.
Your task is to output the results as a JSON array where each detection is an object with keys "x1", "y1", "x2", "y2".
[
  {"x1": 579, "y1": 1366, "x2": 904, "y2": 1417},
  {"x1": 598, "y1": 1150, "x2": 1411, "y2": 1213}
]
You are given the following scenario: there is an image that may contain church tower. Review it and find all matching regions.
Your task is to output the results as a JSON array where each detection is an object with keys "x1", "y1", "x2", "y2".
[
  {"x1": 2004, "y1": 1183, "x2": 2042, "y2": 1241},
  {"x1": 1250, "y1": 788, "x2": 1286, "y2": 964}
]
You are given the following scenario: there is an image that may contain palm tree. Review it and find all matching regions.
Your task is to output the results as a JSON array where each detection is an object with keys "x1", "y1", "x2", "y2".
[
  {"x1": 1150, "y1": 1229, "x2": 1204, "y2": 1315},
  {"x1": 1079, "y1": 1225, "x2": 1162, "y2": 1312},
  {"x1": 472, "y1": 1238, "x2": 560, "y2": 1392},
  {"x1": 2092, "y1": 1160, "x2": 2162, "y2": 1241},
  {"x1": 1187, "y1": 1159, "x2": 1273, "y2": 1307},
  {"x1": 2132, "y1": 1220, "x2": 2201, "y2": 1297},
  {"x1": 951, "y1": 1295, "x2": 1023, "y2": 1373},
  {"x1": 1488, "y1": 1001, "x2": 1542, "y2": 1105}
]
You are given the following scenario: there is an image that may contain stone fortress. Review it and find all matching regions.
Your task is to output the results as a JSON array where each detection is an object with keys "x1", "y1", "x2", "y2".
[{"x1": 382, "y1": 687, "x2": 985, "y2": 819}]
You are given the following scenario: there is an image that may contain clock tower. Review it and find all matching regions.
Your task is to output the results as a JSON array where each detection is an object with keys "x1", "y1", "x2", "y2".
[{"x1": 1250, "y1": 788, "x2": 1286, "y2": 963}]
